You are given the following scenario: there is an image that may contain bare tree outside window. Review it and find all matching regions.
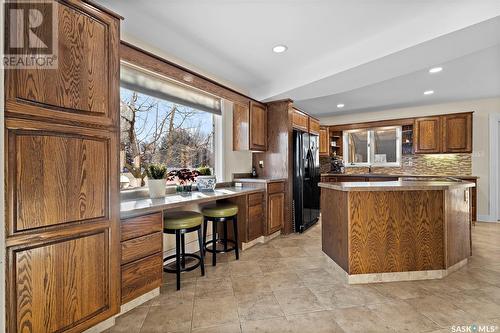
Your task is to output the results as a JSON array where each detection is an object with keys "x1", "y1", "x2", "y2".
[{"x1": 120, "y1": 88, "x2": 214, "y2": 187}]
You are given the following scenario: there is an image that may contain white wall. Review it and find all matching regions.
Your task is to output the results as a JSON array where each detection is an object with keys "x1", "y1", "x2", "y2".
[{"x1": 320, "y1": 97, "x2": 500, "y2": 220}]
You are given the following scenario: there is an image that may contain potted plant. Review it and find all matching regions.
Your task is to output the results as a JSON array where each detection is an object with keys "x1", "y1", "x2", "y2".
[
  {"x1": 196, "y1": 166, "x2": 216, "y2": 192},
  {"x1": 167, "y1": 168, "x2": 199, "y2": 196},
  {"x1": 146, "y1": 164, "x2": 167, "y2": 198}
]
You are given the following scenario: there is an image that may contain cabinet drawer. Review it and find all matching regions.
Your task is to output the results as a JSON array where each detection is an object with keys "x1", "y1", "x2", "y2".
[
  {"x1": 121, "y1": 232, "x2": 163, "y2": 265},
  {"x1": 267, "y1": 181, "x2": 285, "y2": 194},
  {"x1": 248, "y1": 192, "x2": 264, "y2": 206},
  {"x1": 121, "y1": 253, "x2": 163, "y2": 304},
  {"x1": 121, "y1": 212, "x2": 163, "y2": 241}
]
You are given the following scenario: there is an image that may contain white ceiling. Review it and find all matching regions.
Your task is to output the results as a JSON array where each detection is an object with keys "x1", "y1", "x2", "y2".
[{"x1": 97, "y1": 0, "x2": 500, "y2": 116}]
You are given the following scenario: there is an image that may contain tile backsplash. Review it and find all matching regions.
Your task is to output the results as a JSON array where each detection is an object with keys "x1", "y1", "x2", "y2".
[{"x1": 320, "y1": 153, "x2": 472, "y2": 176}]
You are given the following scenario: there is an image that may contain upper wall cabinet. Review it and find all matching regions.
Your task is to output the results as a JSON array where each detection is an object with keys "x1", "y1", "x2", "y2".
[
  {"x1": 233, "y1": 101, "x2": 267, "y2": 151},
  {"x1": 414, "y1": 112, "x2": 473, "y2": 154},
  {"x1": 309, "y1": 117, "x2": 320, "y2": 135},
  {"x1": 5, "y1": 0, "x2": 120, "y2": 128},
  {"x1": 250, "y1": 101, "x2": 267, "y2": 151},
  {"x1": 414, "y1": 116, "x2": 441, "y2": 153},
  {"x1": 319, "y1": 127, "x2": 329, "y2": 156},
  {"x1": 442, "y1": 113, "x2": 472, "y2": 153},
  {"x1": 292, "y1": 108, "x2": 308, "y2": 132}
]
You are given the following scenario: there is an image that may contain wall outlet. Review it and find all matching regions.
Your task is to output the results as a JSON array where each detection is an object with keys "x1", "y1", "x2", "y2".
[{"x1": 259, "y1": 160, "x2": 264, "y2": 168}]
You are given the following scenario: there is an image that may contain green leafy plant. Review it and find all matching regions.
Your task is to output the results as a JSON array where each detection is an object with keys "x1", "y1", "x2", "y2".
[
  {"x1": 197, "y1": 166, "x2": 212, "y2": 176},
  {"x1": 146, "y1": 164, "x2": 167, "y2": 180}
]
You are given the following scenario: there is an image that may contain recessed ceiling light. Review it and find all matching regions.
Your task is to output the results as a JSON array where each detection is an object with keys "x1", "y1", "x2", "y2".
[
  {"x1": 429, "y1": 67, "x2": 443, "y2": 74},
  {"x1": 272, "y1": 45, "x2": 288, "y2": 53},
  {"x1": 424, "y1": 90, "x2": 434, "y2": 95},
  {"x1": 337, "y1": 104, "x2": 345, "y2": 108}
]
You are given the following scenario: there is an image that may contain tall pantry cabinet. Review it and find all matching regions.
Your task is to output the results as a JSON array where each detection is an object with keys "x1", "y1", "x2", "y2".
[{"x1": 4, "y1": 1, "x2": 121, "y2": 332}]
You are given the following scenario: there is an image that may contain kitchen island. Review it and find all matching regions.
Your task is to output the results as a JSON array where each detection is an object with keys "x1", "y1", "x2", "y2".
[{"x1": 319, "y1": 180, "x2": 475, "y2": 283}]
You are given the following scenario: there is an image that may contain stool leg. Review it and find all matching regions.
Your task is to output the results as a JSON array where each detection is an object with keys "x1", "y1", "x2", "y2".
[
  {"x1": 212, "y1": 219, "x2": 217, "y2": 266},
  {"x1": 233, "y1": 216, "x2": 239, "y2": 260},
  {"x1": 175, "y1": 230, "x2": 181, "y2": 290},
  {"x1": 202, "y1": 218, "x2": 208, "y2": 257},
  {"x1": 197, "y1": 228, "x2": 205, "y2": 276},
  {"x1": 223, "y1": 220, "x2": 228, "y2": 252},
  {"x1": 181, "y1": 233, "x2": 186, "y2": 269}
]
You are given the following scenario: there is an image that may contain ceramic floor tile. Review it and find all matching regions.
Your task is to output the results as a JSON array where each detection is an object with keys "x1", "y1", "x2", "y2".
[
  {"x1": 107, "y1": 307, "x2": 149, "y2": 333},
  {"x1": 140, "y1": 299, "x2": 194, "y2": 333},
  {"x1": 264, "y1": 270, "x2": 304, "y2": 291},
  {"x1": 240, "y1": 317, "x2": 293, "y2": 333},
  {"x1": 286, "y1": 311, "x2": 345, "y2": 333},
  {"x1": 229, "y1": 260, "x2": 263, "y2": 277},
  {"x1": 232, "y1": 275, "x2": 273, "y2": 297},
  {"x1": 330, "y1": 306, "x2": 396, "y2": 333},
  {"x1": 277, "y1": 246, "x2": 309, "y2": 258},
  {"x1": 192, "y1": 295, "x2": 239, "y2": 329},
  {"x1": 192, "y1": 323, "x2": 242, "y2": 333},
  {"x1": 295, "y1": 268, "x2": 343, "y2": 287},
  {"x1": 273, "y1": 287, "x2": 325, "y2": 315},
  {"x1": 195, "y1": 277, "x2": 234, "y2": 299},
  {"x1": 236, "y1": 292, "x2": 285, "y2": 321},
  {"x1": 405, "y1": 295, "x2": 476, "y2": 327},
  {"x1": 371, "y1": 281, "x2": 432, "y2": 300},
  {"x1": 310, "y1": 284, "x2": 392, "y2": 309}
]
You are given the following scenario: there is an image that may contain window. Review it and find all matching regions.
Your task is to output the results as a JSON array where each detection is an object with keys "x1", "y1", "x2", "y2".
[
  {"x1": 120, "y1": 63, "x2": 220, "y2": 188},
  {"x1": 343, "y1": 126, "x2": 402, "y2": 167}
]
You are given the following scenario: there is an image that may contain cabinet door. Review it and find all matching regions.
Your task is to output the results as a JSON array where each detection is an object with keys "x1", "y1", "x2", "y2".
[
  {"x1": 414, "y1": 116, "x2": 441, "y2": 153},
  {"x1": 268, "y1": 192, "x2": 285, "y2": 234},
  {"x1": 249, "y1": 102, "x2": 267, "y2": 151},
  {"x1": 309, "y1": 118, "x2": 320, "y2": 135},
  {"x1": 319, "y1": 127, "x2": 329, "y2": 156},
  {"x1": 233, "y1": 102, "x2": 250, "y2": 151},
  {"x1": 292, "y1": 109, "x2": 308, "y2": 131},
  {"x1": 248, "y1": 204, "x2": 264, "y2": 241},
  {"x1": 442, "y1": 113, "x2": 472, "y2": 153},
  {"x1": 5, "y1": 0, "x2": 120, "y2": 128}
]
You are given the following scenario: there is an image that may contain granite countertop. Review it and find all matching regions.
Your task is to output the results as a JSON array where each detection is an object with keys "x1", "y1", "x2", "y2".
[
  {"x1": 121, "y1": 186, "x2": 265, "y2": 218},
  {"x1": 321, "y1": 173, "x2": 479, "y2": 180},
  {"x1": 234, "y1": 177, "x2": 287, "y2": 183},
  {"x1": 318, "y1": 180, "x2": 476, "y2": 192}
]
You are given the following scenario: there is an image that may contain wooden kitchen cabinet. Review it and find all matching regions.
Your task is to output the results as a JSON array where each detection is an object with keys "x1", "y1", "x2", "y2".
[
  {"x1": 414, "y1": 112, "x2": 473, "y2": 154},
  {"x1": 309, "y1": 117, "x2": 321, "y2": 135},
  {"x1": 267, "y1": 181, "x2": 285, "y2": 235},
  {"x1": 247, "y1": 193, "x2": 264, "y2": 241},
  {"x1": 414, "y1": 116, "x2": 442, "y2": 153},
  {"x1": 250, "y1": 101, "x2": 267, "y2": 151},
  {"x1": 292, "y1": 108, "x2": 309, "y2": 131},
  {"x1": 442, "y1": 113, "x2": 472, "y2": 153},
  {"x1": 319, "y1": 127, "x2": 330, "y2": 156},
  {"x1": 120, "y1": 212, "x2": 163, "y2": 304},
  {"x1": 233, "y1": 101, "x2": 267, "y2": 151},
  {"x1": 4, "y1": 1, "x2": 121, "y2": 331}
]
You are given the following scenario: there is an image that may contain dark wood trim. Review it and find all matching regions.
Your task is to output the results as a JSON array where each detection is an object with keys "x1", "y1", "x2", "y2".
[
  {"x1": 82, "y1": 0, "x2": 124, "y2": 20},
  {"x1": 328, "y1": 117, "x2": 414, "y2": 131},
  {"x1": 120, "y1": 41, "x2": 261, "y2": 105}
]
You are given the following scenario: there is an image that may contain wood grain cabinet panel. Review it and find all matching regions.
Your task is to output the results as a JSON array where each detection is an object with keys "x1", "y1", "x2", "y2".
[
  {"x1": 11, "y1": 232, "x2": 110, "y2": 333},
  {"x1": 292, "y1": 109, "x2": 308, "y2": 131},
  {"x1": 268, "y1": 192, "x2": 285, "y2": 234},
  {"x1": 121, "y1": 212, "x2": 163, "y2": 241},
  {"x1": 233, "y1": 102, "x2": 250, "y2": 151},
  {"x1": 6, "y1": 0, "x2": 120, "y2": 127},
  {"x1": 248, "y1": 204, "x2": 264, "y2": 241},
  {"x1": 442, "y1": 113, "x2": 472, "y2": 153},
  {"x1": 121, "y1": 232, "x2": 163, "y2": 265},
  {"x1": 9, "y1": 129, "x2": 108, "y2": 233},
  {"x1": 309, "y1": 118, "x2": 320, "y2": 135},
  {"x1": 414, "y1": 116, "x2": 441, "y2": 153},
  {"x1": 319, "y1": 127, "x2": 329, "y2": 156},
  {"x1": 249, "y1": 101, "x2": 267, "y2": 151},
  {"x1": 121, "y1": 253, "x2": 163, "y2": 304}
]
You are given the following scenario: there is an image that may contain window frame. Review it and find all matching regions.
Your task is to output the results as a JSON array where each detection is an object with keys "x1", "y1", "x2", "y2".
[{"x1": 343, "y1": 126, "x2": 402, "y2": 167}]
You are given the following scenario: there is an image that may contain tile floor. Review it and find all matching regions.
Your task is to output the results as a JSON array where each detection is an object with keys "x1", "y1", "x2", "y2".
[{"x1": 106, "y1": 222, "x2": 500, "y2": 333}]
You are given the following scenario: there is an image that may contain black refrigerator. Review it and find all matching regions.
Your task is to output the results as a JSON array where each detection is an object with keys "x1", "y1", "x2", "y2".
[{"x1": 293, "y1": 129, "x2": 320, "y2": 233}]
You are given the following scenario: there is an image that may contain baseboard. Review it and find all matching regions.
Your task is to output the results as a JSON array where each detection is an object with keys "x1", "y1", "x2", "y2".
[{"x1": 477, "y1": 214, "x2": 499, "y2": 223}]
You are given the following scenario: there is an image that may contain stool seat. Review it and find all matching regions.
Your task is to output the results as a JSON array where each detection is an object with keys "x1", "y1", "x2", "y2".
[
  {"x1": 202, "y1": 203, "x2": 238, "y2": 218},
  {"x1": 164, "y1": 211, "x2": 203, "y2": 230}
]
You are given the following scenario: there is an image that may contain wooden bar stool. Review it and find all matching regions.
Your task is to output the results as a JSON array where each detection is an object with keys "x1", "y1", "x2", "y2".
[
  {"x1": 163, "y1": 211, "x2": 205, "y2": 290},
  {"x1": 202, "y1": 202, "x2": 239, "y2": 266}
]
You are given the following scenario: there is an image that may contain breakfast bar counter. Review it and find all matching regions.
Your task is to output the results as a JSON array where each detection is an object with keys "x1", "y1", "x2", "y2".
[
  {"x1": 319, "y1": 180, "x2": 475, "y2": 284},
  {"x1": 120, "y1": 186, "x2": 265, "y2": 218}
]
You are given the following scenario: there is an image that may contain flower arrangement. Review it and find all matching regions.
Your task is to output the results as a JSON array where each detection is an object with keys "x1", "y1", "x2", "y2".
[{"x1": 167, "y1": 168, "x2": 199, "y2": 185}]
